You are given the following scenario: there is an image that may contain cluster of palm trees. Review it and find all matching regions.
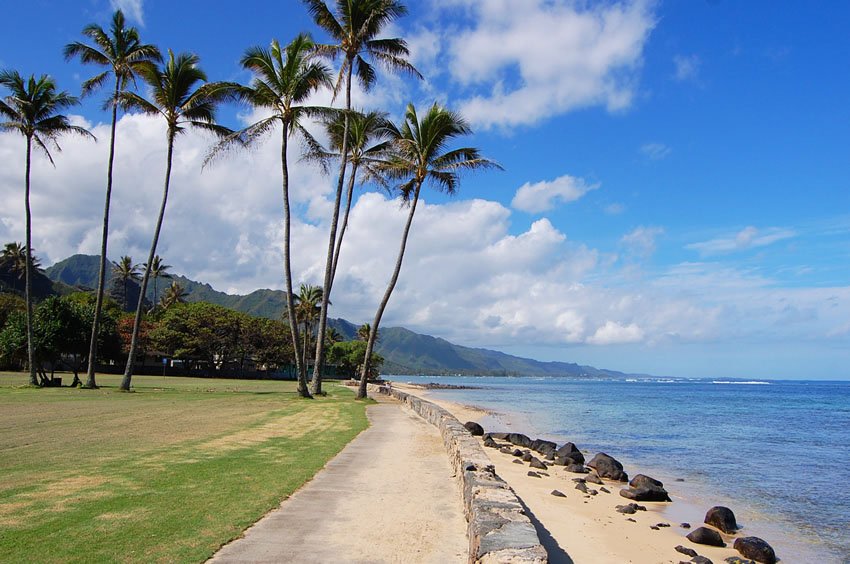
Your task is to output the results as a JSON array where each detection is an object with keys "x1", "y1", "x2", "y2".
[{"x1": 0, "y1": 0, "x2": 498, "y2": 397}]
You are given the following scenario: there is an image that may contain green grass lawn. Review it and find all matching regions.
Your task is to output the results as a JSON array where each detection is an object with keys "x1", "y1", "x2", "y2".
[{"x1": 0, "y1": 372, "x2": 370, "y2": 563}]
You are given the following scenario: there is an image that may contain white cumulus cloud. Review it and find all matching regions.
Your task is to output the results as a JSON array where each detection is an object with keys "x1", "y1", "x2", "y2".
[
  {"x1": 439, "y1": 0, "x2": 656, "y2": 128},
  {"x1": 511, "y1": 174, "x2": 598, "y2": 213}
]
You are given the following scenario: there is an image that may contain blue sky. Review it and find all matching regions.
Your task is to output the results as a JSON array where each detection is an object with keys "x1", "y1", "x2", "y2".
[{"x1": 1, "y1": 1, "x2": 849, "y2": 379}]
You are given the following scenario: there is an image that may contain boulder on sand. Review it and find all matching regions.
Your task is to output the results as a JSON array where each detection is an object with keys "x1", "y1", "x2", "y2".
[
  {"x1": 529, "y1": 456, "x2": 547, "y2": 470},
  {"x1": 507, "y1": 433, "x2": 533, "y2": 448},
  {"x1": 587, "y1": 453, "x2": 628, "y2": 482},
  {"x1": 530, "y1": 438, "x2": 557, "y2": 454},
  {"x1": 733, "y1": 537, "x2": 776, "y2": 564},
  {"x1": 705, "y1": 506, "x2": 738, "y2": 534},
  {"x1": 483, "y1": 436, "x2": 498, "y2": 448},
  {"x1": 464, "y1": 421, "x2": 484, "y2": 436},
  {"x1": 564, "y1": 464, "x2": 589, "y2": 474},
  {"x1": 620, "y1": 474, "x2": 671, "y2": 502},
  {"x1": 483, "y1": 432, "x2": 510, "y2": 441},
  {"x1": 686, "y1": 527, "x2": 726, "y2": 547},
  {"x1": 555, "y1": 442, "x2": 585, "y2": 464}
]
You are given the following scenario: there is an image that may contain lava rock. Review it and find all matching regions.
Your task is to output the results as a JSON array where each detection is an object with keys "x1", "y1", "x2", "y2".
[
  {"x1": 512, "y1": 459, "x2": 523, "y2": 464},
  {"x1": 531, "y1": 438, "x2": 557, "y2": 453},
  {"x1": 657, "y1": 522, "x2": 671, "y2": 528},
  {"x1": 483, "y1": 437, "x2": 498, "y2": 448},
  {"x1": 585, "y1": 474, "x2": 603, "y2": 485},
  {"x1": 521, "y1": 452, "x2": 533, "y2": 461},
  {"x1": 508, "y1": 433, "x2": 533, "y2": 448},
  {"x1": 464, "y1": 421, "x2": 484, "y2": 436},
  {"x1": 600, "y1": 487, "x2": 611, "y2": 493},
  {"x1": 499, "y1": 446, "x2": 513, "y2": 454},
  {"x1": 551, "y1": 489, "x2": 566, "y2": 497},
  {"x1": 587, "y1": 453, "x2": 628, "y2": 481},
  {"x1": 724, "y1": 558, "x2": 757, "y2": 564},
  {"x1": 686, "y1": 527, "x2": 726, "y2": 547},
  {"x1": 692, "y1": 556, "x2": 713, "y2": 564},
  {"x1": 565, "y1": 464, "x2": 589, "y2": 474},
  {"x1": 512, "y1": 448, "x2": 524, "y2": 457},
  {"x1": 705, "y1": 506, "x2": 738, "y2": 534},
  {"x1": 529, "y1": 456, "x2": 547, "y2": 469},
  {"x1": 527, "y1": 471, "x2": 541, "y2": 478},
  {"x1": 681, "y1": 523, "x2": 691, "y2": 529},
  {"x1": 630, "y1": 474, "x2": 664, "y2": 489},
  {"x1": 620, "y1": 486, "x2": 672, "y2": 502},
  {"x1": 571, "y1": 477, "x2": 586, "y2": 483},
  {"x1": 733, "y1": 537, "x2": 776, "y2": 564},
  {"x1": 615, "y1": 503, "x2": 646, "y2": 514},
  {"x1": 483, "y1": 432, "x2": 510, "y2": 441},
  {"x1": 575, "y1": 482, "x2": 589, "y2": 494},
  {"x1": 675, "y1": 545, "x2": 698, "y2": 557}
]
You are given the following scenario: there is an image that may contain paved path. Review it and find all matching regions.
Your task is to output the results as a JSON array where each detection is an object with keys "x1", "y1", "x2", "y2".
[{"x1": 210, "y1": 394, "x2": 468, "y2": 563}]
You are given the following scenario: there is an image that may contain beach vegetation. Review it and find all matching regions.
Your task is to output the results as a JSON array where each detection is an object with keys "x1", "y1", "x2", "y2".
[
  {"x1": 63, "y1": 9, "x2": 162, "y2": 390},
  {"x1": 0, "y1": 70, "x2": 95, "y2": 386},
  {"x1": 303, "y1": 0, "x2": 421, "y2": 396},
  {"x1": 112, "y1": 254, "x2": 140, "y2": 310},
  {"x1": 116, "y1": 50, "x2": 237, "y2": 391},
  {"x1": 356, "y1": 103, "x2": 500, "y2": 399}
]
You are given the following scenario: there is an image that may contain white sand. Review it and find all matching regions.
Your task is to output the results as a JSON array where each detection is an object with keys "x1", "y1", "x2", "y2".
[{"x1": 400, "y1": 384, "x2": 745, "y2": 564}]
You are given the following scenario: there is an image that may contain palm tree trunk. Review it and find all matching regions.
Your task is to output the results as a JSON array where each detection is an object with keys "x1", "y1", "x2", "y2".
[
  {"x1": 330, "y1": 162, "x2": 358, "y2": 283},
  {"x1": 84, "y1": 80, "x2": 121, "y2": 389},
  {"x1": 24, "y1": 136, "x2": 37, "y2": 387},
  {"x1": 281, "y1": 125, "x2": 309, "y2": 398},
  {"x1": 357, "y1": 182, "x2": 422, "y2": 399},
  {"x1": 121, "y1": 132, "x2": 175, "y2": 391},
  {"x1": 310, "y1": 64, "x2": 354, "y2": 396}
]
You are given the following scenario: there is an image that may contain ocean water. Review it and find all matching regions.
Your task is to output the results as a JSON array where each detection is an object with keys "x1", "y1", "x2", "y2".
[{"x1": 392, "y1": 375, "x2": 850, "y2": 563}]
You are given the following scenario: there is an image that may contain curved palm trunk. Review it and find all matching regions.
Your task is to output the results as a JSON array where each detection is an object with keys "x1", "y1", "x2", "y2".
[
  {"x1": 357, "y1": 183, "x2": 422, "y2": 399},
  {"x1": 281, "y1": 126, "x2": 309, "y2": 398},
  {"x1": 24, "y1": 136, "x2": 37, "y2": 386},
  {"x1": 330, "y1": 162, "x2": 358, "y2": 283},
  {"x1": 120, "y1": 132, "x2": 175, "y2": 391},
  {"x1": 310, "y1": 64, "x2": 354, "y2": 396},
  {"x1": 84, "y1": 80, "x2": 121, "y2": 389}
]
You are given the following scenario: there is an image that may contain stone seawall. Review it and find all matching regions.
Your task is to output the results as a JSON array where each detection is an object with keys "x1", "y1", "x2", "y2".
[{"x1": 369, "y1": 384, "x2": 547, "y2": 564}]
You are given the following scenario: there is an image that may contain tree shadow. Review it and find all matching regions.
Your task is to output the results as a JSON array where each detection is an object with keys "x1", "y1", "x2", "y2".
[{"x1": 518, "y1": 496, "x2": 575, "y2": 564}]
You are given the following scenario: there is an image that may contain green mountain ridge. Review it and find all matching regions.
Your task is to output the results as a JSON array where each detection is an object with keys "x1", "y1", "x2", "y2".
[{"x1": 43, "y1": 254, "x2": 627, "y2": 378}]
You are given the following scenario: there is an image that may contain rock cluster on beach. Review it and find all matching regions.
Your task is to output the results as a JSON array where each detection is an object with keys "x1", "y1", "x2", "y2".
[{"x1": 471, "y1": 422, "x2": 779, "y2": 564}]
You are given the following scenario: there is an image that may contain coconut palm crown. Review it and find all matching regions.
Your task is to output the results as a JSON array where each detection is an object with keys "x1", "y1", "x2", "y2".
[
  {"x1": 0, "y1": 70, "x2": 94, "y2": 386},
  {"x1": 64, "y1": 9, "x2": 161, "y2": 388}
]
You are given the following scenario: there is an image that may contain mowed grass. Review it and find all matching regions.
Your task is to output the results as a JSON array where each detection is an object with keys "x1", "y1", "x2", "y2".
[{"x1": 0, "y1": 372, "x2": 370, "y2": 563}]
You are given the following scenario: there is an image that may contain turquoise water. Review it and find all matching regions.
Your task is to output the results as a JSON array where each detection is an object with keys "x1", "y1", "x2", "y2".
[{"x1": 392, "y1": 376, "x2": 850, "y2": 563}]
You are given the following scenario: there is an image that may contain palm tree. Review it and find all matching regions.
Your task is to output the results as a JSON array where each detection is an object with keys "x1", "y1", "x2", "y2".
[
  {"x1": 0, "y1": 70, "x2": 94, "y2": 386},
  {"x1": 308, "y1": 110, "x2": 392, "y2": 282},
  {"x1": 303, "y1": 0, "x2": 421, "y2": 396},
  {"x1": 357, "y1": 322, "x2": 377, "y2": 343},
  {"x1": 0, "y1": 242, "x2": 41, "y2": 293},
  {"x1": 144, "y1": 255, "x2": 171, "y2": 309},
  {"x1": 64, "y1": 9, "x2": 161, "y2": 389},
  {"x1": 215, "y1": 34, "x2": 331, "y2": 398},
  {"x1": 357, "y1": 103, "x2": 500, "y2": 399},
  {"x1": 159, "y1": 281, "x2": 187, "y2": 309},
  {"x1": 112, "y1": 255, "x2": 140, "y2": 310},
  {"x1": 295, "y1": 283, "x2": 324, "y2": 373},
  {"x1": 326, "y1": 326, "x2": 343, "y2": 344},
  {"x1": 117, "y1": 51, "x2": 236, "y2": 391}
]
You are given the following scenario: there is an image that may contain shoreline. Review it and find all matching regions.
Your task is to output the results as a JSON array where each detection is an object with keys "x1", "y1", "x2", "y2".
[{"x1": 393, "y1": 381, "x2": 804, "y2": 564}]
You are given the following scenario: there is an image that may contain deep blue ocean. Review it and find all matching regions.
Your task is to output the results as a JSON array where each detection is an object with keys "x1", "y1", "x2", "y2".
[{"x1": 392, "y1": 375, "x2": 850, "y2": 563}]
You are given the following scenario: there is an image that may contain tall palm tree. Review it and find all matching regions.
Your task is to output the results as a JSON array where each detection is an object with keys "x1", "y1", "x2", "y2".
[
  {"x1": 159, "y1": 281, "x2": 187, "y2": 309},
  {"x1": 0, "y1": 71, "x2": 94, "y2": 386},
  {"x1": 295, "y1": 283, "x2": 324, "y2": 373},
  {"x1": 215, "y1": 34, "x2": 331, "y2": 398},
  {"x1": 357, "y1": 322, "x2": 378, "y2": 343},
  {"x1": 303, "y1": 0, "x2": 421, "y2": 396},
  {"x1": 112, "y1": 255, "x2": 140, "y2": 310},
  {"x1": 357, "y1": 103, "x2": 500, "y2": 399},
  {"x1": 117, "y1": 51, "x2": 236, "y2": 391},
  {"x1": 64, "y1": 9, "x2": 161, "y2": 389},
  {"x1": 308, "y1": 110, "x2": 391, "y2": 281},
  {"x1": 144, "y1": 255, "x2": 171, "y2": 309}
]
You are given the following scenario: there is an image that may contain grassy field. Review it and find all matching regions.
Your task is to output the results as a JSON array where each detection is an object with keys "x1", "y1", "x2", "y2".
[{"x1": 0, "y1": 372, "x2": 370, "y2": 563}]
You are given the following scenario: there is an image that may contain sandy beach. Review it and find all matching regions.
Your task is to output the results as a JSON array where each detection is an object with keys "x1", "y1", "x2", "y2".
[{"x1": 397, "y1": 383, "x2": 751, "y2": 564}]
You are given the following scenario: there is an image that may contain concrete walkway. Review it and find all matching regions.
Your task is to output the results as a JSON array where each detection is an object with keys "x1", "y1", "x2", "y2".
[{"x1": 210, "y1": 394, "x2": 468, "y2": 563}]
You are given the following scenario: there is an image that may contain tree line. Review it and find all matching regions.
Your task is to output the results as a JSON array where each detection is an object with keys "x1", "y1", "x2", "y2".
[{"x1": 0, "y1": 0, "x2": 498, "y2": 399}]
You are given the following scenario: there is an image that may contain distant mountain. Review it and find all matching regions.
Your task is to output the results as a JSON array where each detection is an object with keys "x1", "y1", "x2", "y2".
[{"x1": 42, "y1": 253, "x2": 628, "y2": 378}]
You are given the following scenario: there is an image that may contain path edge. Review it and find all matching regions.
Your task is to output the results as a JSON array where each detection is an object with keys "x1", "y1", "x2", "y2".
[{"x1": 369, "y1": 384, "x2": 548, "y2": 564}]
